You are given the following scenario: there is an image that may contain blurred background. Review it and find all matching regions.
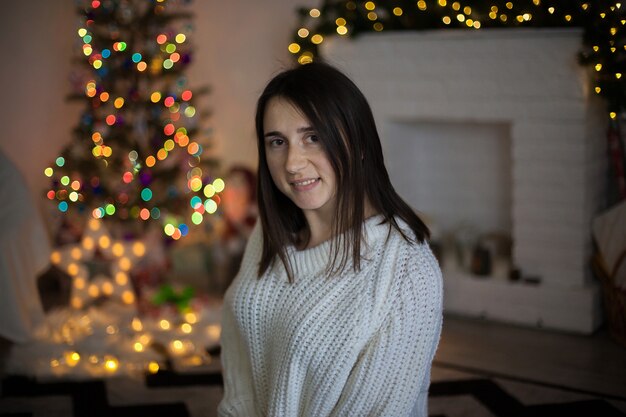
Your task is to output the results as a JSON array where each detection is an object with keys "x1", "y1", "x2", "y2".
[{"x1": 0, "y1": 1, "x2": 625, "y2": 416}]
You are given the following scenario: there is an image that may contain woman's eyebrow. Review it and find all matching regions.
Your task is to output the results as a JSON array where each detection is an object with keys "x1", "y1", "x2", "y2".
[
  {"x1": 264, "y1": 126, "x2": 315, "y2": 138},
  {"x1": 263, "y1": 131, "x2": 285, "y2": 138}
]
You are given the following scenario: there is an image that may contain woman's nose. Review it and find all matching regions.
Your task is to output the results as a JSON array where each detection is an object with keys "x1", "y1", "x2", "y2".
[{"x1": 286, "y1": 144, "x2": 307, "y2": 173}]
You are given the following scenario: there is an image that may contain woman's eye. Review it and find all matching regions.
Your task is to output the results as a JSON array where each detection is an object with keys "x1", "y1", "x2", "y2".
[
  {"x1": 306, "y1": 135, "x2": 319, "y2": 143},
  {"x1": 268, "y1": 138, "x2": 284, "y2": 147}
]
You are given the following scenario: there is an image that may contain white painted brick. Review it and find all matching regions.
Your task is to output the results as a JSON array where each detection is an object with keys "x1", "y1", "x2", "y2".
[{"x1": 324, "y1": 29, "x2": 603, "y2": 333}]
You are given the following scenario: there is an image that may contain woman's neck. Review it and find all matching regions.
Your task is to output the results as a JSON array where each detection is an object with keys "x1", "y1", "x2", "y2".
[{"x1": 300, "y1": 199, "x2": 377, "y2": 250}]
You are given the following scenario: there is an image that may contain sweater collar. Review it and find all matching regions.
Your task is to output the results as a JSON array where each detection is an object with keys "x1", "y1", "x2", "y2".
[{"x1": 279, "y1": 214, "x2": 391, "y2": 278}]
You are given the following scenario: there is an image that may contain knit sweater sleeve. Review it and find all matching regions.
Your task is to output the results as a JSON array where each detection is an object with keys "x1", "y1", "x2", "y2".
[
  {"x1": 329, "y1": 243, "x2": 443, "y2": 417},
  {"x1": 218, "y1": 221, "x2": 263, "y2": 417}
]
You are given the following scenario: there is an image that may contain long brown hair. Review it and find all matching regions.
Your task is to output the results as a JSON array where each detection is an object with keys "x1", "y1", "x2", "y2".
[{"x1": 255, "y1": 62, "x2": 429, "y2": 282}]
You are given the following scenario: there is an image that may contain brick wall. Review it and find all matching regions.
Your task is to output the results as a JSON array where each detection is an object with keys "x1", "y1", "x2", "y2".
[{"x1": 322, "y1": 29, "x2": 605, "y2": 333}]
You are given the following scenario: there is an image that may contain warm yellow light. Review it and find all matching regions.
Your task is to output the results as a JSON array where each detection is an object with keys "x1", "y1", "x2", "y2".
[
  {"x1": 463, "y1": 6, "x2": 471, "y2": 14},
  {"x1": 82, "y1": 236, "x2": 94, "y2": 250},
  {"x1": 500, "y1": 14, "x2": 508, "y2": 22},
  {"x1": 438, "y1": 0, "x2": 446, "y2": 6},
  {"x1": 311, "y1": 34, "x2": 323, "y2": 44},
  {"x1": 112, "y1": 242, "x2": 124, "y2": 257},
  {"x1": 51, "y1": 251, "x2": 61, "y2": 264},
  {"x1": 523, "y1": 13, "x2": 531, "y2": 21},
  {"x1": 393, "y1": 7, "x2": 403, "y2": 16},
  {"x1": 50, "y1": 359, "x2": 60, "y2": 368},
  {"x1": 160, "y1": 319, "x2": 171, "y2": 330},
  {"x1": 89, "y1": 218, "x2": 101, "y2": 231},
  {"x1": 298, "y1": 52, "x2": 313, "y2": 65},
  {"x1": 99, "y1": 235, "x2": 110, "y2": 249},
  {"x1": 115, "y1": 272, "x2": 128, "y2": 285},
  {"x1": 171, "y1": 340, "x2": 185, "y2": 353},
  {"x1": 365, "y1": 1, "x2": 375, "y2": 10},
  {"x1": 131, "y1": 317, "x2": 143, "y2": 332},
  {"x1": 68, "y1": 263, "x2": 79, "y2": 276},
  {"x1": 595, "y1": 63, "x2": 602, "y2": 71},
  {"x1": 417, "y1": 1, "x2": 426, "y2": 11},
  {"x1": 185, "y1": 312, "x2": 198, "y2": 324},
  {"x1": 102, "y1": 281, "x2": 114, "y2": 295},
  {"x1": 106, "y1": 325, "x2": 118, "y2": 335},
  {"x1": 442, "y1": 16, "x2": 452, "y2": 24},
  {"x1": 185, "y1": 355, "x2": 203, "y2": 366},
  {"x1": 288, "y1": 43, "x2": 301, "y2": 54},
  {"x1": 134, "y1": 342, "x2": 144, "y2": 352},
  {"x1": 71, "y1": 297, "x2": 83, "y2": 309},
  {"x1": 148, "y1": 361, "x2": 160, "y2": 374},
  {"x1": 119, "y1": 257, "x2": 132, "y2": 271},
  {"x1": 611, "y1": 27, "x2": 617, "y2": 35},
  {"x1": 617, "y1": 73, "x2": 623, "y2": 79},
  {"x1": 309, "y1": 8, "x2": 320, "y2": 17},
  {"x1": 548, "y1": 7, "x2": 554, "y2": 14},
  {"x1": 75, "y1": 277, "x2": 86, "y2": 290},
  {"x1": 533, "y1": 0, "x2": 540, "y2": 4},
  {"x1": 336, "y1": 18, "x2": 346, "y2": 26},
  {"x1": 297, "y1": 28, "x2": 309, "y2": 38},
  {"x1": 337, "y1": 26, "x2": 348, "y2": 35},
  {"x1": 466, "y1": 18, "x2": 474, "y2": 26},
  {"x1": 104, "y1": 356, "x2": 119, "y2": 372},
  {"x1": 457, "y1": 14, "x2": 465, "y2": 22},
  {"x1": 506, "y1": 2, "x2": 513, "y2": 9},
  {"x1": 516, "y1": 15, "x2": 523, "y2": 22},
  {"x1": 132, "y1": 242, "x2": 146, "y2": 257},
  {"x1": 473, "y1": 20, "x2": 481, "y2": 28},
  {"x1": 88, "y1": 284, "x2": 100, "y2": 298},
  {"x1": 122, "y1": 290, "x2": 135, "y2": 304},
  {"x1": 452, "y1": 2, "x2": 460, "y2": 11},
  {"x1": 610, "y1": 112, "x2": 617, "y2": 119},
  {"x1": 181, "y1": 323, "x2": 192, "y2": 334},
  {"x1": 595, "y1": 86, "x2": 601, "y2": 94},
  {"x1": 139, "y1": 334, "x2": 151, "y2": 345},
  {"x1": 564, "y1": 14, "x2": 571, "y2": 22},
  {"x1": 65, "y1": 351, "x2": 80, "y2": 367}
]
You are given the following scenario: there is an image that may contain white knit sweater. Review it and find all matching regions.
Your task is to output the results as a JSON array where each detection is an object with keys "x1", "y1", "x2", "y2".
[{"x1": 218, "y1": 215, "x2": 443, "y2": 417}]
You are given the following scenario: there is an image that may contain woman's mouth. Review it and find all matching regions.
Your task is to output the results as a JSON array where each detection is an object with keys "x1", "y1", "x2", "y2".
[{"x1": 290, "y1": 178, "x2": 320, "y2": 190}]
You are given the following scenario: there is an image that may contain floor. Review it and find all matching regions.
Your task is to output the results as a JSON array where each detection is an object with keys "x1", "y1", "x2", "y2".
[
  {"x1": 2, "y1": 313, "x2": 625, "y2": 416},
  {"x1": 434, "y1": 314, "x2": 626, "y2": 400}
]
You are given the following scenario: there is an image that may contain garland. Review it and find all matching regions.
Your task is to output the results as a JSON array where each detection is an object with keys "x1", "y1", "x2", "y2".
[{"x1": 289, "y1": 0, "x2": 625, "y2": 117}]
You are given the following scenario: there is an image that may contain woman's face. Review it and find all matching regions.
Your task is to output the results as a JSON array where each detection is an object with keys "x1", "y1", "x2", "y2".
[{"x1": 263, "y1": 97, "x2": 337, "y2": 221}]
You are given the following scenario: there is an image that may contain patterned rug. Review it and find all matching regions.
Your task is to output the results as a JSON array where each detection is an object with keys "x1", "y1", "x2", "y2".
[{"x1": 1, "y1": 355, "x2": 625, "y2": 417}]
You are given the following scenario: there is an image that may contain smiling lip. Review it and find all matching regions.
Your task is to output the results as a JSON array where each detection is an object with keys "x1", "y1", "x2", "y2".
[{"x1": 290, "y1": 177, "x2": 320, "y2": 191}]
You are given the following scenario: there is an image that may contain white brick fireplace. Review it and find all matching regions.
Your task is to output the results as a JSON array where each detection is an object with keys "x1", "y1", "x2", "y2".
[{"x1": 323, "y1": 29, "x2": 605, "y2": 333}]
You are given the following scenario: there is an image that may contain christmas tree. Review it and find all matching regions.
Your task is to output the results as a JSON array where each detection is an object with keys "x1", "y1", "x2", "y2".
[{"x1": 45, "y1": 0, "x2": 223, "y2": 241}]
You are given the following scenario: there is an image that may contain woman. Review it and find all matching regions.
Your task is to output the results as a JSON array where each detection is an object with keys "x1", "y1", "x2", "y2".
[{"x1": 218, "y1": 62, "x2": 443, "y2": 417}]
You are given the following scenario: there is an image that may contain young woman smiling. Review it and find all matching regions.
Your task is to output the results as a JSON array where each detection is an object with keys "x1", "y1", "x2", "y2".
[{"x1": 218, "y1": 62, "x2": 443, "y2": 417}]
